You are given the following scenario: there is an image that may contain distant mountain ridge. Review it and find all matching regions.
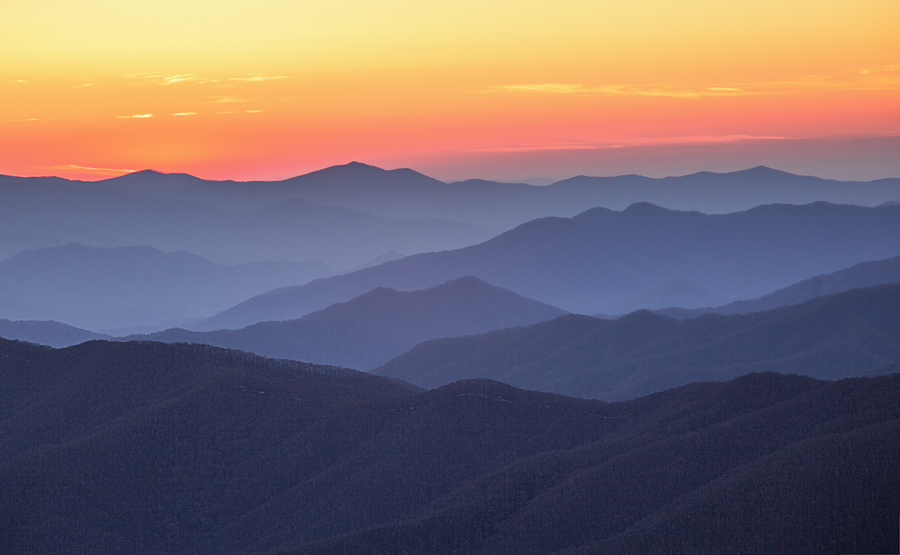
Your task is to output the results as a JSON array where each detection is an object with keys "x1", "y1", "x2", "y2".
[
  {"x1": 5, "y1": 162, "x2": 899, "y2": 233},
  {"x1": 376, "y1": 282, "x2": 900, "y2": 401},
  {"x1": 81, "y1": 162, "x2": 900, "y2": 226},
  {"x1": 0, "y1": 244, "x2": 334, "y2": 330},
  {"x1": 0, "y1": 319, "x2": 109, "y2": 347},
  {"x1": 124, "y1": 276, "x2": 567, "y2": 369},
  {"x1": 0, "y1": 173, "x2": 498, "y2": 269},
  {"x1": 656, "y1": 254, "x2": 900, "y2": 318},
  {"x1": 199, "y1": 201, "x2": 900, "y2": 329}
]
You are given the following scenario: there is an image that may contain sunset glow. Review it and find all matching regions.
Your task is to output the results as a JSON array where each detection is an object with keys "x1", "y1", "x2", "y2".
[{"x1": 2, "y1": 0, "x2": 898, "y2": 181}]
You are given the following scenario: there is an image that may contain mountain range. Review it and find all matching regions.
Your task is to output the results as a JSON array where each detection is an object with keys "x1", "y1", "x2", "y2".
[
  {"x1": 0, "y1": 244, "x2": 335, "y2": 330},
  {"x1": 200, "y1": 201, "x2": 900, "y2": 329},
  {"x1": 656, "y1": 254, "x2": 900, "y2": 318},
  {"x1": 0, "y1": 173, "x2": 497, "y2": 270},
  {"x1": 376, "y1": 282, "x2": 900, "y2": 400},
  {"x1": 123, "y1": 276, "x2": 567, "y2": 370},
  {"x1": 1, "y1": 337, "x2": 896, "y2": 554},
  {"x1": 0, "y1": 319, "x2": 109, "y2": 347},
  {"x1": 4, "y1": 160, "x2": 900, "y2": 555},
  {"x1": 0, "y1": 253, "x2": 900, "y2": 352},
  {"x1": 4, "y1": 164, "x2": 899, "y2": 269},
  {"x1": 79, "y1": 162, "x2": 900, "y2": 227}
]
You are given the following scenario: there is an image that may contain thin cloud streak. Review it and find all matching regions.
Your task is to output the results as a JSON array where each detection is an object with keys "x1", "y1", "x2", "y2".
[
  {"x1": 471, "y1": 144, "x2": 599, "y2": 153},
  {"x1": 116, "y1": 114, "x2": 153, "y2": 119},
  {"x1": 487, "y1": 67, "x2": 900, "y2": 99},
  {"x1": 471, "y1": 135, "x2": 792, "y2": 153},
  {"x1": 485, "y1": 83, "x2": 752, "y2": 98},
  {"x1": 122, "y1": 73, "x2": 288, "y2": 86},
  {"x1": 229, "y1": 75, "x2": 288, "y2": 82},
  {"x1": 52, "y1": 164, "x2": 139, "y2": 176}
]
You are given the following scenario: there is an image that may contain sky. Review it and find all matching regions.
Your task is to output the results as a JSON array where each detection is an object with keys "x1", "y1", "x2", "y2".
[{"x1": 1, "y1": 0, "x2": 898, "y2": 182}]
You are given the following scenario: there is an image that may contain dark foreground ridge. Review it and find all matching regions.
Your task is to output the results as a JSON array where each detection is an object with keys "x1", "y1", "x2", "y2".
[{"x1": 1, "y1": 338, "x2": 897, "y2": 554}]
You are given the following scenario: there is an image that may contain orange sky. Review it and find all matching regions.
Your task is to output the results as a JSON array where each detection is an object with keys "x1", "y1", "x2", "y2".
[{"x1": 1, "y1": 0, "x2": 898, "y2": 181}]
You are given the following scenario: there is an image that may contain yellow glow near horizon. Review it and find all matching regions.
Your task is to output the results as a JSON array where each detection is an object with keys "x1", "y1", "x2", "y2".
[{"x1": 1, "y1": 0, "x2": 898, "y2": 180}]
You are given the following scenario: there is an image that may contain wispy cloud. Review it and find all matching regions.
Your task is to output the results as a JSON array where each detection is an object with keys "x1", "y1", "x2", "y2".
[
  {"x1": 624, "y1": 134, "x2": 790, "y2": 145},
  {"x1": 52, "y1": 164, "x2": 138, "y2": 176},
  {"x1": 471, "y1": 143, "x2": 599, "y2": 153},
  {"x1": 212, "y1": 96, "x2": 246, "y2": 103},
  {"x1": 124, "y1": 72, "x2": 287, "y2": 86},
  {"x1": 163, "y1": 74, "x2": 204, "y2": 85},
  {"x1": 117, "y1": 114, "x2": 153, "y2": 119},
  {"x1": 229, "y1": 75, "x2": 288, "y2": 82},
  {"x1": 10, "y1": 117, "x2": 41, "y2": 122},
  {"x1": 485, "y1": 67, "x2": 900, "y2": 99},
  {"x1": 470, "y1": 135, "x2": 792, "y2": 154},
  {"x1": 485, "y1": 83, "x2": 751, "y2": 98},
  {"x1": 857, "y1": 64, "x2": 900, "y2": 76},
  {"x1": 213, "y1": 110, "x2": 263, "y2": 115},
  {"x1": 125, "y1": 73, "x2": 218, "y2": 85},
  {"x1": 173, "y1": 112, "x2": 198, "y2": 116}
]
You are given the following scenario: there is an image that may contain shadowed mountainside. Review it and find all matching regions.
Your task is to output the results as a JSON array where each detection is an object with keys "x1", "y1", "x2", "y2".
[
  {"x1": 84, "y1": 163, "x2": 900, "y2": 227},
  {"x1": 604, "y1": 278, "x2": 727, "y2": 314},
  {"x1": 0, "y1": 319, "x2": 109, "y2": 347},
  {"x1": 376, "y1": 283, "x2": 900, "y2": 401},
  {"x1": 4, "y1": 164, "x2": 899, "y2": 267},
  {"x1": 1, "y1": 336, "x2": 897, "y2": 554},
  {"x1": 0, "y1": 244, "x2": 335, "y2": 330},
  {"x1": 656, "y1": 254, "x2": 900, "y2": 318},
  {"x1": 0, "y1": 174, "x2": 497, "y2": 270},
  {"x1": 200, "y1": 202, "x2": 900, "y2": 329},
  {"x1": 124, "y1": 276, "x2": 567, "y2": 370}
]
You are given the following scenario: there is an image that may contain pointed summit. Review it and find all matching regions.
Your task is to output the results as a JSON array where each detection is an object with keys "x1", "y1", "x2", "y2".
[
  {"x1": 733, "y1": 165, "x2": 795, "y2": 177},
  {"x1": 104, "y1": 169, "x2": 204, "y2": 183}
]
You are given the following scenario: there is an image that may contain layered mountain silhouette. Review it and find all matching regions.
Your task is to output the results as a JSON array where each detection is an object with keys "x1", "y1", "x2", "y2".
[
  {"x1": 0, "y1": 319, "x2": 108, "y2": 347},
  {"x1": 657, "y1": 254, "x2": 900, "y2": 318},
  {"x1": 124, "y1": 276, "x2": 566, "y2": 369},
  {"x1": 4, "y1": 161, "x2": 900, "y2": 554},
  {"x1": 4, "y1": 164, "x2": 899, "y2": 267},
  {"x1": 200, "y1": 202, "x2": 900, "y2": 329},
  {"x1": 0, "y1": 244, "x2": 334, "y2": 330},
  {"x1": 376, "y1": 283, "x2": 900, "y2": 400},
  {"x1": 348, "y1": 250, "x2": 405, "y2": 272},
  {"x1": 1, "y1": 336, "x2": 897, "y2": 554},
  {"x1": 0, "y1": 174, "x2": 497, "y2": 270},
  {"x1": 604, "y1": 278, "x2": 727, "y2": 314},
  {"x1": 79, "y1": 162, "x2": 900, "y2": 227}
]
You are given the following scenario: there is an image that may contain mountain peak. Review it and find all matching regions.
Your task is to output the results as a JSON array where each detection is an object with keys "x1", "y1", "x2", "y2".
[
  {"x1": 105, "y1": 169, "x2": 203, "y2": 182},
  {"x1": 733, "y1": 165, "x2": 794, "y2": 177},
  {"x1": 291, "y1": 161, "x2": 441, "y2": 184},
  {"x1": 621, "y1": 201, "x2": 669, "y2": 214}
]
